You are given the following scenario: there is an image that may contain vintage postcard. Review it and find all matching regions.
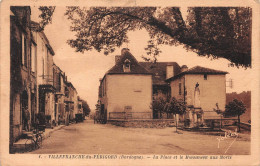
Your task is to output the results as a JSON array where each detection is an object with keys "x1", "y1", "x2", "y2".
[{"x1": 1, "y1": 0, "x2": 259, "y2": 165}]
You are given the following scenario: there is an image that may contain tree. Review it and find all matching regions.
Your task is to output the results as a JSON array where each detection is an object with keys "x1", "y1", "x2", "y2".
[
  {"x1": 82, "y1": 100, "x2": 91, "y2": 116},
  {"x1": 151, "y1": 97, "x2": 167, "y2": 119},
  {"x1": 224, "y1": 99, "x2": 246, "y2": 132},
  {"x1": 63, "y1": 7, "x2": 251, "y2": 67},
  {"x1": 36, "y1": 6, "x2": 56, "y2": 32},
  {"x1": 165, "y1": 97, "x2": 186, "y2": 132}
]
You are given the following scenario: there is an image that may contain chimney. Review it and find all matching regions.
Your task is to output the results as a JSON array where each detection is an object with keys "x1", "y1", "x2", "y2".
[
  {"x1": 115, "y1": 55, "x2": 121, "y2": 64},
  {"x1": 166, "y1": 65, "x2": 174, "y2": 79},
  {"x1": 181, "y1": 65, "x2": 188, "y2": 72},
  {"x1": 121, "y1": 48, "x2": 130, "y2": 55}
]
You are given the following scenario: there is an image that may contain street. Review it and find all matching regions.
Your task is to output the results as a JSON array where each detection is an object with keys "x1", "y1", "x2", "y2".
[{"x1": 29, "y1": 120, "x2": 250, "y2": 155}]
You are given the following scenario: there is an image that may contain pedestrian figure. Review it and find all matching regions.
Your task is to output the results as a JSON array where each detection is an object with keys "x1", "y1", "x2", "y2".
[
  {"x1": 23, "y1": 106, "x2": 30, "y2": 131},
  {"x1": 35, "y1": 114, "x2": 40, "y2": 132}
]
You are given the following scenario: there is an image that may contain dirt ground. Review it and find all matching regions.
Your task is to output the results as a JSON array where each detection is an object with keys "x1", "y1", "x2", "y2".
[{"x1": 29, "y1": 120, "x2": 250, "y2": 155}]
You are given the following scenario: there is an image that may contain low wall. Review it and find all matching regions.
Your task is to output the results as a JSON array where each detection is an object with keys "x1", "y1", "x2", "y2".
[{"x1": 107, "y1": 119, "x2": 175, "y2": 128}]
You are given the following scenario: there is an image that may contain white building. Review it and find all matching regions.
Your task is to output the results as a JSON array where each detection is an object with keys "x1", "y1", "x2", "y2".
[
  {"x1": 99, "y1": 48, "x2": 153, "y2": 121},
  {"x1": 31, "y1": 21, "x2": 56, "y2": 127},
  {"x1": 166, "y1": 65, "x2": 228, "y2": 127}
]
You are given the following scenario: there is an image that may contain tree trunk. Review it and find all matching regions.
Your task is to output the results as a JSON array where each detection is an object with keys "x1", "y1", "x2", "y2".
[
  {"x1": 238, "y1": 115, "x2": 241, "y2": 132},
  {"x1": 175, "y1": 114, "x2": 178, "y2": 132}
]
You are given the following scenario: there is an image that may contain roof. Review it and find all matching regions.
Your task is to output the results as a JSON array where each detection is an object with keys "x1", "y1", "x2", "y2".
[
  {"x1": 66, "y1": 81, "x2": 76, "y2": 91},
  {"x1": 106, "y1": 50, "x2": 151, "y2": 75},
  {"x1": 30, "y1": 21, "x2": 55, "y2": 55},
  {"x1": 166, "y1": 66, "x2": 228, "y2": 82},
  {"x1": 139, "y1": 62, "x2": 181, "y2": 85},
  {"x1": 182, "y1": 66, "x2": 228, "y2": 74}
]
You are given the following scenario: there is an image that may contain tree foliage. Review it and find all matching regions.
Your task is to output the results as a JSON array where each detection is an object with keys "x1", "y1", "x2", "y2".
[
  {"x1": 165, "y1": 97, "x2": 186, "y2": 115},
  {"x1": 37, "y1": 6, "x2": 56, "y2": 31},
  {"x1": 82, "y1": 99, "x2": 91, "y2": 116},
  {"x1": 224, "y1": 99, "x2": 246, "y2": 117},
  {"x1": 64, "y1": 7, "x2": 252, "y2": 67},
  {"x1": 151, "y1": 96, "x2": 167, "y2": 119},
  {"x1": 224, "y1": 99, "x2": 246, "y2": 132}
]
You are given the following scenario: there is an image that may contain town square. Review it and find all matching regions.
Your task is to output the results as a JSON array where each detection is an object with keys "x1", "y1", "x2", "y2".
[{"x1": 7, "y1": 6, "x2": 252, "y2": 156}]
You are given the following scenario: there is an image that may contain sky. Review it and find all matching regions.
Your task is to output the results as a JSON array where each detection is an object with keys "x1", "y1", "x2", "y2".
[{"x1": 31, "y1": 6, "x2": 252, "y2": 111}]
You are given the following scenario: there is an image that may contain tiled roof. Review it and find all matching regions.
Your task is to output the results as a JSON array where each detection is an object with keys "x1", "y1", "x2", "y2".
[
  {"x1": 182, "y1": 66, "x2": 228, "y2": 74},
  {"x1": 107, "y1": 51, "x2": 151, "y2": 75},
  {"x1": 166, "y1": 66, "x2": 228, "y2": 82},
  {"x1": 139, "y1": 62, "x2": 181, "y2": 85}
]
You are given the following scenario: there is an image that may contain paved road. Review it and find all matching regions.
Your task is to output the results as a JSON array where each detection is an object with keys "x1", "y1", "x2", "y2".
[{"x1": 30, "y1": 120, "x2": 250, "y2": 155}]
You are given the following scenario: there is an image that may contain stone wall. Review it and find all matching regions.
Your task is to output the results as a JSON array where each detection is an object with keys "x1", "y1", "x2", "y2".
[{"x1": 108, "y1": 119, "x2": 175, "y2": 128}]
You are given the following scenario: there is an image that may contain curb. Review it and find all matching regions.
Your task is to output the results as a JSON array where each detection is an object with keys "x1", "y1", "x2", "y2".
[
  {"x1": 42, "y1": 125, "x2": 65, "y2": 140},
  {"x1": 11, "y1": 125, "x2": 66, "y2": 153}
]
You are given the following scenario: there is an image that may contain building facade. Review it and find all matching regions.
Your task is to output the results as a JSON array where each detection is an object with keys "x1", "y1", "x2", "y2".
[
  {"x1": 77, "y1": 97, "x2": 83, "y2": 115},
  {"x1": 99, "y1": 48, "x2": 153, "y2": 121},
  {"x1": 10, "y1": 6, "x2": 37, "y2": 145},
  {"x1": 98, "y1": 48, "x2": 228, "y2": 127},
  {"x1": 10, "y1": 7, "x2": 83, "y2": 152},
  {"x1": 31, "y1": 21, "x2": 56, "y2": 128},
  {"x1": 64, "y1": 82, "x2": 78, "y2": 124},
  {"x1": 139, "y1": 62, "x2": 181, "y2": 118},
  {"x1": 166, "y1": 66, "x2": 228, "y2": 127}
]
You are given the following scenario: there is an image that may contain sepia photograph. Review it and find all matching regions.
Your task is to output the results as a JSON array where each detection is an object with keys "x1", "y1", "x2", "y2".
[{"x1": 1, "y1": 0, "x2": 260, "y2": 165}]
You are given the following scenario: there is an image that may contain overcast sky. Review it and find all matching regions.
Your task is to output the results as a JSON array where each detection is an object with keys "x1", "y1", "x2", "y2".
[{"x1": 31, "y1": 6, "x2": 252, "y2": 110}]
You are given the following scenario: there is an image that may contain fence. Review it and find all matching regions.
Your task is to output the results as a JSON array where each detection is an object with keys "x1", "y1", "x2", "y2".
[{"x1": 109, "y1": 112, "x2": 152, "y2": 120}]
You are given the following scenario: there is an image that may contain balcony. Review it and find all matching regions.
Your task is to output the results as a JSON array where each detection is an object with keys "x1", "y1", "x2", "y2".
[{"x1": 40, "y1": 74, "x2": 54, "y2": 85}]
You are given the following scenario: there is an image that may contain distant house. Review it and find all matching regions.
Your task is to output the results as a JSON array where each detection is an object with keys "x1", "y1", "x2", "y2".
[
  {"x1": 77, "y1": 97, "x2": 83, "y2": 115},
  {"x1": 53, "y1": 64, "x2": 66, "y2": 125},
  {"x1": 166, "y1": 65, "x2": 228, "y2": 127},
  {"x1": 98, "y1": 48, "x2": 153, "y2": 121},
  {"x1": 64, "y1": 82, "x2": 78, "y2": 123}
]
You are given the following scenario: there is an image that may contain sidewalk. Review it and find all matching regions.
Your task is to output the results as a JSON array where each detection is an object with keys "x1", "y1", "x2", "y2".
[{"x1": 11, "y1": 125, "x2": 65, "y2": 153}]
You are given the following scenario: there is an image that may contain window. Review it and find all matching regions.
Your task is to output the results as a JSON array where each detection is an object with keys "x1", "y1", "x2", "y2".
[
  {"x1": 42, "y1": 58, "x2": 45, "y2": 78},
  {"x1": 124, "y1": 106, "x2": 132, "y2": 112},
  {"x1": 204, "y1": 74, "x2": 208, "y2": 80},
  {"x1": 179, "y1": 83, "x2": 182, "y2": 95},
  {"x1": 102, "y1": 83, "x2": 104, "y2": 97},
  {"x1": 103, "y1": 79, "x2": 106, "y2": 96},
  {"x1": 21, "y1": 33, "x2": 27, "y2": 67},
  {"x1": 65, "y1": 87, "x2": 69, "y2": 97},
  {"x1": 123, "y1": 59, "x2": 131, "y2": 72},
  {"x1": 31, "y1": 43, "x2": 36, "y2": 73}
]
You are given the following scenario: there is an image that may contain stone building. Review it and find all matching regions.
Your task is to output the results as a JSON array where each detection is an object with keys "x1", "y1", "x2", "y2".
[
  {"x1": 98, "y1": 48, "x2": 153, "y2": 121},
  {"x1": 72, "y1": 86, "x2": 78, "y2": 120},
  {"x1": 64, "y1": 82, "x2": 77, "y2": 123},
  {"x1": 53, "y1": 64, "x2": 66, "y2": 125},
  {"x1": 10, "y1": 6, "x2": 37, "y2": 146},
  {"x1": 166, "y1": 66, "x2": 228, "y2": 127},
  {"x1": 77, "y1": 97, "x2": 83, "y2": 115},
  {"x1": 31, "y1": 21, "x2": 56, "y2": 128},
  {"x1": 139, "y1": 62, "x2": 181, "y2": 118},
  {"x1": 98, "y1": 48, "x2": 228, "y2": 128},
  {"x1": 10, "y1": 7, "x2": 83, "y2": 152}
]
